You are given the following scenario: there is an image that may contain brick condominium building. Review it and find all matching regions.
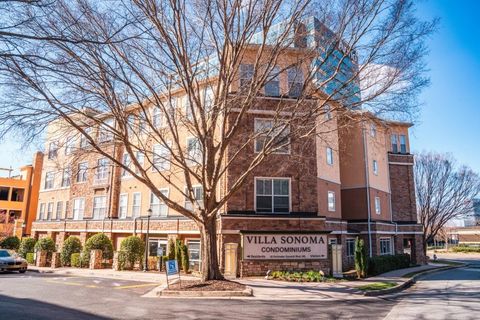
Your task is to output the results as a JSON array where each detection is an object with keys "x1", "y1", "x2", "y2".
[{"x1": 31, "y1": 18, "x2": 425, "y2": 276}]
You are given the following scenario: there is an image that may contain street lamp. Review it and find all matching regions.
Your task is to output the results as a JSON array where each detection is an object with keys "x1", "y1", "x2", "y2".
[{"x1": 143, "y1": 208, "x2": 152, "y2": 272}]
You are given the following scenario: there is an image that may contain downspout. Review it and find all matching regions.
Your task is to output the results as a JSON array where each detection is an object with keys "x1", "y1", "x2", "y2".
[{"x1": 362, "y1": 123, "x2": 373, "y2": 257}]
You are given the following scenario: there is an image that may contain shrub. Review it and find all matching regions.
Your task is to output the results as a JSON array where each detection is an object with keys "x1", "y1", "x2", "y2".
[
  {"x1": 119, "y1": 236, "x2": 144, "y2": 270},
  {"x1": 80, "y1": 233, "x2": 114, "y2": 266},
  {"x1": 71, "y1": 253, "x2": 81, "y2": 268},
  {"x1": 0, "y1": 236, "x2": 20, "y2": 250},
  {"x1": 451, "y1": 246, "x2": 480, "y2": 253},
  {"x1": 18, "y1": 237, "x2": 36, "y2": 258},
  {"x1": 61, "y1": 237, "x2": 82, "y2": 266},
  {"x1": 368, "y1": 253, "x2": 410, "y2": 276},
  {"x1": 34, "y1": 237, "x2": 56, "y2": 253},
  {"x1": 26, "y1": 252, "x2": 35, "y2": 264},
  {"x1": 269, "y1": 270, "x2": 325, "y2": 282},
  {"x1": 181, "y1": 243, "x2": 189, "y2": 273},
  {"x1": 354, "y1": 237, "x2": 368, "y2": 278},
  {"x1": 167, "y1": 238, "x2": 175, "y2": 260},
  {"x1": 175, "y1": 239, "x2": 183, "y2": 264}
]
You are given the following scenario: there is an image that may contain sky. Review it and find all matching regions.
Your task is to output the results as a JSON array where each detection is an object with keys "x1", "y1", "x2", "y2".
[{"x1": 0, "y1": 0, "x2": 479, "y2": 175}]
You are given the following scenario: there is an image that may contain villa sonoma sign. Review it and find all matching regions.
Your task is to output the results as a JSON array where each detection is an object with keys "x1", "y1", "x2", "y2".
[{"x1": 242, "y1": 233, "x2": 328, "y2": 260}]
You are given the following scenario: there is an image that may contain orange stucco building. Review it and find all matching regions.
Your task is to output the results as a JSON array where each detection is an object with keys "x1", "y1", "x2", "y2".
[{"x1": 0, "y1": 152, "x2": 43, "y2": 238}]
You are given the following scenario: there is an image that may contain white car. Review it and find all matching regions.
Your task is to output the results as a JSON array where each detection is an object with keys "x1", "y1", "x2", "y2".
[{"x1": 0, "y1": 249, "x2": 28, "y2": 273}]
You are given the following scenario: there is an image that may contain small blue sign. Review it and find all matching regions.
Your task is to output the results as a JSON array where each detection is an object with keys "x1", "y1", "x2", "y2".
[{"x1": 166, "y1": 259, "x2": 179, "y2": 276}]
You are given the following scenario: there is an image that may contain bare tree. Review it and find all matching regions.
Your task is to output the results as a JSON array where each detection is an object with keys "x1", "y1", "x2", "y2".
[
  {"x1": 415, "y1": 152, "x2": 480, "y2": 254},
  {"x1": 0, "y1": 0, "x2": 434, "y2": 280}
]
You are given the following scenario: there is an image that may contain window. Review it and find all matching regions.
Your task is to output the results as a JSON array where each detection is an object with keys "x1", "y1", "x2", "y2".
[
  {"x1": 65, "y1": 137, "x2": 75, "y2": 155},
  {"x1": 346, "y1": 239, "x2": 355, "y2": 257},
  {"x1": 153, "y1": 143, "x2": 171, "y2": 171},
  {"x1": 152, "y1": 107, "x2": 163, "y2": 128},
  {"x1": 95, "y1": 158, "x2": 109, "y2": 183},
  {"x1": 187, "y1": 239, "x2": 201, "y2": 270},
  {"x1": 0, "y1": 187, "x2": 9, "y2": 201},
  {"x1": 326, "y1": 147, "x2": 334, "y2": 165},
  {"x1": 255, "y1": 178, "x2": 290, "y2": 213},
  {"x1": 391, "y1": 134, "x2": 398, "y2": 153},
  {"x1": 400, "y1": 135, "x2": 407, "y2": 153},
  {"x1": 80, "y1": 128, "x2": 92, "y2": 148},
  {"x1": 239, "y1": 64, "x2": 254, "y2": 89},
  {"x1": 44, "y1": 172, "x2": 55, "y2": 190},
  {"x1": 98, "y1": 118, "x2": 114, "y2": 143},
  {"x1": 254, "y1": 119, "x2": 290, "y2": 154},
  {"x1": 135, "y1": 151, "x2": 145, "y2": 174},
  {"x1": 203, "y1": 87, "x2": 214, "y2": 111},
  {"x1": 264, "y1": 66, "x2": 280, "y2": 96},
  {"x1": 132, "y1": 193, "x2": 141, "y2": 218},
  {"x1": 55, "y1": 201, "x2": 63, "y2": 220},
  {"x1": 324, "y1": 105, "x2": 332, "y2": 121},
  {"x1": 76, "y1": 162, "x2": 88, "y2": 183},
  {"x1": 150, "y1": 189, "x2": 169, "y2": 217},
  {"x1": 375, "y1": 196, "x2": 381, "y2": 215},
  {"x1": 184, "y1": 186, "x2": 203, "y2": 211},
  {"x1": 328, "y1": 238, "x2": 337, "y2": 245},
  {"x1": 122, "y1": 153, "x2": 132, "y2": 177},
  {"x1": 373, "y1": 160, "x2": 378, "y2": 175},
  {"x1": 48, "y1": 141, "x2": 58, "y2": 160},
  {"x1": 73, "y1": 198, "x2": 85, "y2": 220},
  {"x1": 10, "y1": 188, "x2": 24, "y2": 202},
  {"x1": 148, "y1": 239, "x2": 167, "y2": 257},
  {"x1": 138, "y1": 114, "x2": 147, "y2": 133},
  {"x1": 370, "y1": 125, "x2": 377, "y2": 137},
  {"x1": 327, "y1": 191, "x2": 336, "y2": 212},
  {"x1": 287, "y1": 67, "x2": 303, "y2": 97},
  {"x1": 38, "y1": 203, "x2": 46, "y2": 220},
  {"x1": 47, "y1": 202, "x2": 54, "y2": 220},
  {"x1": 65, "y1": 200, "x2": 69, "y2": 217},
  {"x1": 93, "y1": 196, "x2": 107, "y2": 219},
  {"x1": 380, "y1": 238, "x2": 392, "y2": 255},
  {"x1": 186, "y1": 137, "x2": 203, "y2": 166},
  {"x1": 61, "y1": 167, "x2": 71, "y2": 187},
  {"x1": 118, "y1": 194, "x2": 128, "y2": 219},
  {"x1": 184, "y1": 95, "x2": 193, "y2": 121}
]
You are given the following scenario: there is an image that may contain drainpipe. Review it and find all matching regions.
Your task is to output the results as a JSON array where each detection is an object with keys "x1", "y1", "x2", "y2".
[{"x1": 362, "y1": 123, "x2": 373, "y2": 257}]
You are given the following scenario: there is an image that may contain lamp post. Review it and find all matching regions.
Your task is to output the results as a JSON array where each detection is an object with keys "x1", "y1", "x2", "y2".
[{"x1": 143, "y1": 209, "x2": 152, "y2": 272}]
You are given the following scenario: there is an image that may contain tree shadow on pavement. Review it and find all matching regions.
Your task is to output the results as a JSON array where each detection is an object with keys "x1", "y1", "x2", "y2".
[{"x1": 0, "y1": 294, "x2": 111, "y2": 320}]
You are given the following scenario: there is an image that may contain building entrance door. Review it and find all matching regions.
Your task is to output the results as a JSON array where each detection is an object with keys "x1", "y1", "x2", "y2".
[{"x1": 224, "y1": 243, "x2": 238, "y2": 279}]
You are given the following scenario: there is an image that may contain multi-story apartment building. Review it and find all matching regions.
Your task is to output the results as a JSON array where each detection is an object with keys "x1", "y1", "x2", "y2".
[
  {"x1": 0, "y1": 152, "x2": 43, "y2": 238},
  {"x1": 31, "y1": 18, "x2": 425, "y2": 276}
]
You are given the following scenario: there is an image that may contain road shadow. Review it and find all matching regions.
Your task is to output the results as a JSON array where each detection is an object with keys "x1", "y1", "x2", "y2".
[{"x1": 0, "y1": 294, "x2": 111, "y2": 320}]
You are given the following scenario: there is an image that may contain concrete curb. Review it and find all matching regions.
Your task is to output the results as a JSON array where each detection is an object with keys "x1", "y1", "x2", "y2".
[
  {"x1": 363, "y1": 264, "x2": 466, "y2": 296},
  {"x1": 158, "y1": 286, "x2": 253, "y2": 297}
]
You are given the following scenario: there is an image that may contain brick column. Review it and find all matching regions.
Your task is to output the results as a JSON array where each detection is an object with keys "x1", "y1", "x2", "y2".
[
  {"x1": 56, "y1": 232, "x2": 67, "y2": 251},
  {"x1": 89, "y1": 249, "x2": 103, "y2": 269},
  {"x1": 79, "y1": 232, "x2": 88, "y2": 246},
  {"x1": 36, "y1": 251, "x2": 48, "y2": 267},
  {"x1": 51, "y1": 252, "x2": 61, "y2": 268}
]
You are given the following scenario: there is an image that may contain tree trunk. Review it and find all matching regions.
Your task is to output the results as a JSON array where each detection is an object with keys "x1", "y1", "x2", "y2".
[{"x1": 199, "y1": 217, "x2": 224, "y2": 281}]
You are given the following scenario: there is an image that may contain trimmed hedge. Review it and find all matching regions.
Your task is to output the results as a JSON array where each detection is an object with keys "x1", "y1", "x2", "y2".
[
  {"x1": 451, "y1": 246, "x2": 480, "y2": 253},
  {"x1": 18, "y1": 237, "x2": 36, "y2": 257},
  {"x1": 34, "y1": 237, "x2": 56, "y2": 253},
  {"x1": 368, "y1": 254, "x2": 411, "y2": 276},
  {"x1": 80, "y1": 233, "x2": 114, "y2": 266},
  {"x1": 118, "y1": 236, "x2": 144, "y2": 270},
  {"x1": 0, "y1": 236, "x2": 20, "y2": 250},
  {"x1": 71, "y1": 253, "x2": 81, "y2": 267},
  {"x1": 26, "y1": 252, "x2": 35, "y2": 264},
  {"x1": 270, "y1": 270, "x2": 325, "y2": 282},
  {"x1": 181, "y1": 243, "x2": 189, "y2": 273},
  {"x1": 61, "y1": 237, "x2": 82, "y2": 266}
]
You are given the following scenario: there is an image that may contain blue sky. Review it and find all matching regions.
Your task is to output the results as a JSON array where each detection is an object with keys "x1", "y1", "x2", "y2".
[{"x1": 0, "y1": 0, "x2": 479, "y2": 175}]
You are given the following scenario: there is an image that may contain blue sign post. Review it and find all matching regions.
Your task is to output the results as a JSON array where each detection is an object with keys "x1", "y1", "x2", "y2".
[{"x1": 165, "y1": 259, "x2": 180, "y2": 288}]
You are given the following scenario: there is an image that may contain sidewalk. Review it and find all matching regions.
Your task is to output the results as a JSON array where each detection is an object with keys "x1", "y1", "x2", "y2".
[
  {"x1": 239, "y1": 263, "x2": 452, "y2": 301},
  {"x1": 28, "y1": 266, "x2": 199, "y2": 283}
]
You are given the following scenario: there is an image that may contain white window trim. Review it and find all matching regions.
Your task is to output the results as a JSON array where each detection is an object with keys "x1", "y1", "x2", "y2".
[
  {"x1": 373, "y1": 160, "x2": 378, "y2": 175},
  {"x1": 326, "y1": 147, "x2": 334, "y2": 166},
  {"x1": 131, "y1": 192, "x2": 142, "y2": 218},
  {"x1": 253, "y1": 177, "x2": 292, "y2": 214},
  {"x1": 72, "y1": 197, "x2": 85, "y2": 220},
  {"x1": 186, "y1": 137, "x2": 203, "y2": 167},
  {"x1": 118, "y1": 193, "x2": 128, "y2": 219},
  {"x1": 152, "y1": 142, "x2": 172, "y2": 172},
  {"x1": 379, "y1": 237, "x2": 392, "y2": 255},
  {"x1": 346, "y1": 238, "x2": 356, "y2": 257},
  {"x1": 150, "y1": 189, "x2": 169, "y2": 217},
  {"x1": 184, "y1": 185, "x2": 203, "y2": 211},
  {"x1": 327, "y1": 191, "x2": 336, "y2": 212},
  {"x1": 253, "y1": 118, "x2": 291, "y2": 155},
  {"x1": 76, "y1": 162, "x2": 88, "y2": 184},
  {"x1": 375, "y1": 196, "x2": 381, "y2": 215},
  {"x1": 92, "y1": 195, "x2": 107, "y2": 220}
]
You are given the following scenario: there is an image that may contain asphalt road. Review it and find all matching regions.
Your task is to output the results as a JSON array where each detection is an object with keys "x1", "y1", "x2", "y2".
[{"x1": 0, "y1": 260, "x2": 479, "y2": 320}]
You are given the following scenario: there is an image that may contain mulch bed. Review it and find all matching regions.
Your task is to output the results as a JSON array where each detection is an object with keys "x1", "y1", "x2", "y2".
[{"x1": 166, "y1": 280, "x2": 246, "y2": 292}]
